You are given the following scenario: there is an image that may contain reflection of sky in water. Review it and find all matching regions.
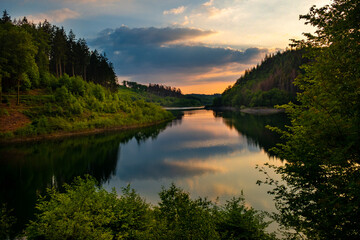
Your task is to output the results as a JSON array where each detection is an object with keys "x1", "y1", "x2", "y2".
[{"x1": 104, "y1": 110, "x2": 282, "y2": 220}]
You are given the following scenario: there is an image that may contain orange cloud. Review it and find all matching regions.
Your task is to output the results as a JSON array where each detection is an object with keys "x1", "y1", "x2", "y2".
[
  {"x1": 163, "y1": 6, "x2": 186, "y2": 15},
  {"x1": 27, "y1": 8, "x2": 80, "y2": 23}
]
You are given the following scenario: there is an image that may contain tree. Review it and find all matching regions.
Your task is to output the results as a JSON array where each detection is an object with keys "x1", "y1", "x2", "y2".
[
  {"x1": 214, "y1": 197, "x2": 276, "y2": 240},
  {"x1": 0, "y1": 22, "x2": 37, "y2": 105},
  {"x1": 75, "y1": 38, "x2": 90, "y2": 81},
  {"x1": 267, "y1": 0, "x2": 360, "y2": 238},
  {"x1": 0, "y1": 10, "x2": 11, "y2": 24},
  {"x1": 51, "y1": 27, "x2": 67, "y2": 77},
  {"x1": 156, "y1": 184, "x2": 219, "y2": 240},
  {"x1": 25, "y1": 176, "x2": 154, "y2": 240},
  {"x1": 67, "y1": 29, "x2": 77, "y2": 76}
]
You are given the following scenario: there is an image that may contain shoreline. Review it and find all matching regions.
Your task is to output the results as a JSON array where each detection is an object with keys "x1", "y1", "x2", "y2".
[
  {"x1": 0, "y1": 118, "x2": 172, "y2": 144},
  {"x1": 207, "y1": 106, "x2": 285, "y2": 115},
  {"x1": 163, "y1": 106, "x2": 205, "y2": 110}
]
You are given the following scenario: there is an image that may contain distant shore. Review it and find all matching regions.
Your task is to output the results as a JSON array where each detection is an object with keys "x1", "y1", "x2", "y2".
[
  {"x1": 207, "y1": 106, "x2": 285, "y2": 115},
  {"x1": 163, "y1": 106, "x2": 205, "y2": 110}
]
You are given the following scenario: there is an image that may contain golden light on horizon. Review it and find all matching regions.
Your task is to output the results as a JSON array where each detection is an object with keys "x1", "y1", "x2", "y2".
[{"x1": 179, "y1": 81, "x2": 234, "y2": 94}]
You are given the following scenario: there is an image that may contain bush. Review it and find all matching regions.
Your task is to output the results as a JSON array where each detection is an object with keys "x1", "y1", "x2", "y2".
[
  {"x1": 92, "y1": 84, "x2": 106, "y2": 101},
  {"x1": 71, "y1": 76, "x2": 86, "y2": 96},
  {"x1": 54, "y1": 86, "x2": 71, "y2": 104},
  {"x1": 156, "y1": 184, "x2": 219, "y2": 240},
  {"x1": 25, "y1": 177, "x2": 276, "y2": 240},
  {"x1": 69, "y1": 101, "x2": 83, "y2": 115},
  {"x1": 25, "y1": 176, "x2": 153, "y2": 240},
  {"x1": 20, "y1": 73, "x2": 32, "y2": 91}
]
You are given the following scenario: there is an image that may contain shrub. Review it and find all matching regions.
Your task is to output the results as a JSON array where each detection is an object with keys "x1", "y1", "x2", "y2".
[
  {"x1": 54, "y1": 86, "x2": 71, "y2": 104},
  {"x1": 25, "y1": 177, "x2": 276, "y2": 240},
  {"x1": 69, "y1": 101, "x2": 83, "y2": 115},
  {"x1": 93, "y1": 84, "x2": 106, "y2": 102},
  {"x1": 20, "y1": 73, "x2": 32, "y2": 91},
  {"x1": 25, "y1": 176, "x2": 153, "y2": 240},
  {"x1": 71, "y1": 76, "x2": 86, "y2": 96}
]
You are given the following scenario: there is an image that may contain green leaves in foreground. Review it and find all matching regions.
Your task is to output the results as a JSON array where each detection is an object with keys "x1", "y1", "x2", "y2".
[
  {"x1": 25, "y1": 176, "x2": 276, "y2": 240},
  {"x1": 264, "y1": 0, "x2": 360, "y2": 239}
]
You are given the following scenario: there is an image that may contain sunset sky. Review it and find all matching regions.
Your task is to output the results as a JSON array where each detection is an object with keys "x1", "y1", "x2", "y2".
[{"x1": 2, "y1": 0, "x2": 329, "y2": 94}]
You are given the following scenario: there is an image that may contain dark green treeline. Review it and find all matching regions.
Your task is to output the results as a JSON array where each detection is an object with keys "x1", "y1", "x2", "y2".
[{"x1": 0, "y1": 10, "x2": 117, "y2": 104}]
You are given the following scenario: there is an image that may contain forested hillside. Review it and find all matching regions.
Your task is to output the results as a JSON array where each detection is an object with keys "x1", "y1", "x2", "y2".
[
  {"x1": 122, "y1": 81, "x2": 218, "y2": 107},
  {"x1": 213, "y1": 49, "x2": 307, "y2": 108},
  {"x1": 0, "y1": 10, "x2": 117, "y2": 100},
  {"x1": 0, "y1": 11, "x2": 172, "y2": 139}
]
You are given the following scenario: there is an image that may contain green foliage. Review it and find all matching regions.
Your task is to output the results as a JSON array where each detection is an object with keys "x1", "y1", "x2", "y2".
[
  {"x1": 214, "y1": 197, "x2": 276, "y2": 240},
  {"x1": 266, "y1": 0, "x2": 360, "y2": 239},
  {"x1": 92, "y1": 84, "x2": 106, "y2": 102},
  {"x1": 156, "y1": 184, "x2": 219, "y2": 239},
  {"x1": 216, "y1": 50, "x2": 305, "y2": 107},
  {"x1": 2, "y1": 74, "x2": 173, "y2": 138},
  {"x1": 54, "y1": 85, "x2": 70, "y2": 103},
  {"x1": 25, "y1": 177, "x2": 276, "y2": 240},
  {"x1": 26, "y1": 176, "x2": 118, "y2": 240},
  {"x1": 0, "y1": 204, "x2": 16, "y2": 240},
  {"x1": 0, "y1": 108, "x2": 9, "y2": 116}
]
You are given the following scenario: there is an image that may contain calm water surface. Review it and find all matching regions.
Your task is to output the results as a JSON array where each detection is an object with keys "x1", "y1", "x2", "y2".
[{"x1": 0, "y1": 109, "x2": 287, "y2": 234}]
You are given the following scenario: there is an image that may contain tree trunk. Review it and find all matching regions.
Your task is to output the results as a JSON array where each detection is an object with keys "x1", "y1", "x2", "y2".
[
  {"x1": 84, "y1": 66, "x2": 86, "y2": 81},
  {"x1": 59, "y1": 59, "x2": 62, "y2": 77},
  {"x1": 72, "y1": 63, "x2": 75, "y2": 77},
  {"x1": 17, "y1": 76, "x2": 20, "y2": 105},
  {"x1": 56, "y1": 61, "x2": 59, "y2": 78},
  {"x1": 0, "y1": 76, "x2": 2, "y2": 104}
]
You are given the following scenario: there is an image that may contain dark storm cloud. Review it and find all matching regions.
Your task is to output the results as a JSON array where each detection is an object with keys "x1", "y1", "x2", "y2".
[
  {"x1": 92, "y1": 26, "x2": 214, "y2": 46},
  {"x1": 90, "y1": 26, "x2": 268, "y2": 75}
]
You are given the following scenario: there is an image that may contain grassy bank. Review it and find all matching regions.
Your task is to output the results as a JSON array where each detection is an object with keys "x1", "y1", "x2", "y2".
[{"x1": 0, "y1": 75, "x2": 173, "y2": 141}]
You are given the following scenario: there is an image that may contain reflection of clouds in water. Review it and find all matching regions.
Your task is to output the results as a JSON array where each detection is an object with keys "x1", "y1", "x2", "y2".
[
  {"x1": 175, "y1": 138, "x2": 241, "y2": 150},
  {"x1": 114, "y1": 110, "x2": 267, "y2": 182},
  {"x1": 114, "y1": 110, "x2": 255, "y2": 181},
  {"x1": 104, "y1": 110, "x2": 283, "y2": 232},
  {"x1": 115, "y1": 137, "x2": 242, "y2": 181}
]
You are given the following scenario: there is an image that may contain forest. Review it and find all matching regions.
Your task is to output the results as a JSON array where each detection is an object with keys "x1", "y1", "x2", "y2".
[
  {"x1": 0, "y1": 11, "x2": 172, "y2": 140},
  {"x1": 0, "y1": 10, "x2": 118, "y2": 96},
  {"x1": 213, "y1": 49, "x2": 307, "y2": 108},
  {"x1": 122, "y1": 80, "x2": 218, "y2": 107}
]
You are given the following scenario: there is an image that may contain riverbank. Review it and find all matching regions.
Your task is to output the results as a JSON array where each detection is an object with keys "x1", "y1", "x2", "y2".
[
  {"x1": 207, "y1": 106, "x2": 285, "y2": 115},
  {"x1": 0, "y1": 87, "x2": 174, "y2": 143}
]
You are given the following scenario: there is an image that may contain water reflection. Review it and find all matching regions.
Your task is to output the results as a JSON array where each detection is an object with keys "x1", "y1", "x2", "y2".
[
  {"x1": 215, "y1": 111, "x2": 289, "y2": 157},
  {"x1": 0, "y1": 109, "x2": 287, "y2": 235},
  {"x1": 0, "y1": 122, "x2": 169, "y2": 236},
  {"x1": 105, "y1": 110, "x2": 286, "y2": 210}
]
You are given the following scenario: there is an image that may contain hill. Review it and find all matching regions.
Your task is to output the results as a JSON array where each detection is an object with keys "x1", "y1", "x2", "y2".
[
  {"x1": 122, "y1": 81, "x2": 219, "y2": 107},
  {"x1": 213, "y1": 49, "x2": 307, "y2": 108},
  {"x1": 0, "y1": 12, "x2": 172, "y2": 140}
]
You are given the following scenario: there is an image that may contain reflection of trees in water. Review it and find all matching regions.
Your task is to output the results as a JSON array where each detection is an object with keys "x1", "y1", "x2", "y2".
[
  {"x1": 214, "y1": 111, "x2": 289, "y2": 157},
  {"x1": 0, "y1": 121, "x2": 172, "y2": 237}
]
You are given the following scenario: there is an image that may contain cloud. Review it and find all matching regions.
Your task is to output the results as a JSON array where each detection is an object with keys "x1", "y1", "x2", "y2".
[
  {"x1": 92, "y1": 26, "x2": 214, "y2": 46},
  {"x1": 90, "y1": 26, "x2": 267, "y2": 77},
  {"x1": 163, "y1": 6, "x2": 186, "y2": 15},
  {"x1": 27, "y1": 8, "x2": 80, "y2": 23},
  {"x1": 203, "y1": 0, "x2": 215, "y2": 7}
]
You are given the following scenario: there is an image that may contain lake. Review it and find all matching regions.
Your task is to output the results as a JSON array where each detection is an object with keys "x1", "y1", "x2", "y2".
[{"x1": 0, "y1": 109, "x2": 287, "y2": 235}]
